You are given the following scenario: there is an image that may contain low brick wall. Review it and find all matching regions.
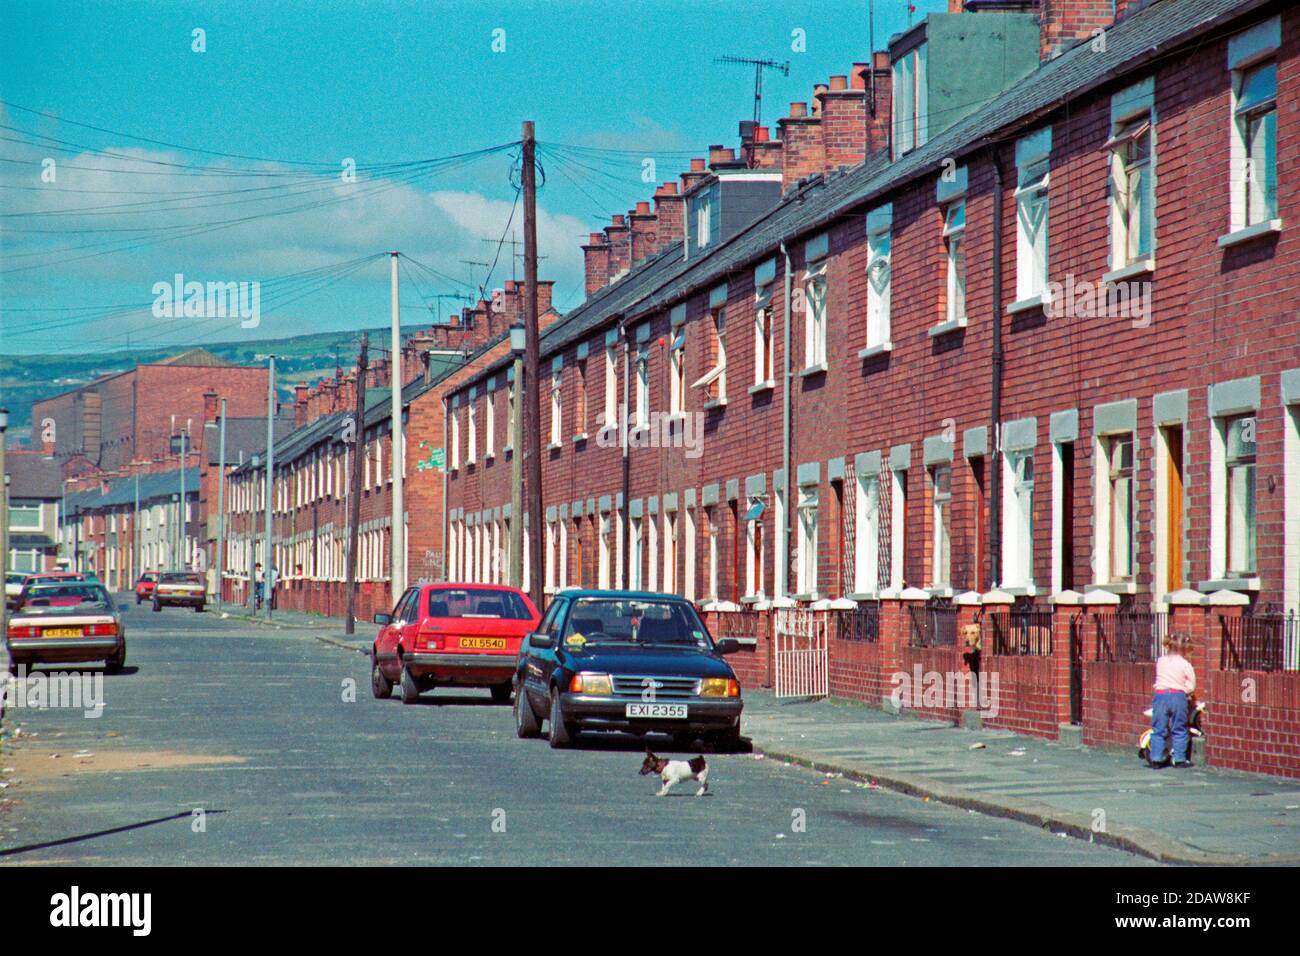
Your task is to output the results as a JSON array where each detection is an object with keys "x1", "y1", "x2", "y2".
[
  {"x1": 981, "y1": 653, "x2": 1062, "y2": 740},
  {"x1": 828, "y1": 636, "x2": 888, "y2": 708},
  {"x1": 1080, "y1": 661, "x2": 1153, "y2": 749},
  {"x1": 1204, "y1": 669, "x2": 1300, "y2": 778}
]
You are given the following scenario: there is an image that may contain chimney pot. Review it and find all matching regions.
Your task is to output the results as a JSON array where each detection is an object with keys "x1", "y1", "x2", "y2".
[
  {"x1": 634, "y1": 200, "x2": 651, "y2": 215},
  {"x1": 689, "y1": 157, "x2": 706, "y2": 171},
  {"x1": 829, "y1": 75, "x2": 848, "y2": 91},
  {"x1": 755, "y1": 125, "x2": 770, "y2": 143},
  {"x1": 789, "y1": 102, "x2": 807, "y2": 118}
]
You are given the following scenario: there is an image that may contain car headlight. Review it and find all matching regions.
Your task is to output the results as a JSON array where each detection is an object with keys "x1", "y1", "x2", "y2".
[
  {"x1": 569, "y1": 672, "x2": 612, "y2": 695},
  {"x1": 700, "y1": 678, "x2": 740, "y2": 698}
]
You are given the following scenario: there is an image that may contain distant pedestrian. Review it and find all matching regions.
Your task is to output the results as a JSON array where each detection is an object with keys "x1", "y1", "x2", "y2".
[
  {"x1": 1148, "y1": 632, "x2": 1196, "y2": 769},
  {"x1": 268, "y1": 565, "x2": 279, "y2": 610},
  {"x1": 255, "y1": 562, "x2": 265, "y2": 610}
]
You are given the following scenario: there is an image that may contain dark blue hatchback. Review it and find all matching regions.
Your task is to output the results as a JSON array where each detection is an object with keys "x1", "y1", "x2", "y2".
[{"x1": 512, "y1": 589, "x2": 744, "y2": 750}]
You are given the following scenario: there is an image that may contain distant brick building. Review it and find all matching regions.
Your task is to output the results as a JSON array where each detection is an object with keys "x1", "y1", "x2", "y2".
[{"x1": 32, "y1": 348, "x2": 270, "y2": 476}]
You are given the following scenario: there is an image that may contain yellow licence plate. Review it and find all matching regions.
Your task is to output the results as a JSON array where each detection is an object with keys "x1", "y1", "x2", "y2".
[
  {"x1": 43, "y1": 627, "x2": 83, "y2": 638},
  {"x1": 459, "y1": 638, "x2": 506, "y2": 650}
]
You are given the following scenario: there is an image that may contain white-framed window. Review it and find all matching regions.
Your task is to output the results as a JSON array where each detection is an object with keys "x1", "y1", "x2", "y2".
[
  {"x1": 684, "y1": 502, "x2": 697, "y2": 602},
  {"x1": 1014, "y1": 128, "x2": 1051, "y2": 303},
  {"x1": 694, "y1": 298, "x2": 727, "y2": 404},
  {"x1": 550, "y1": 366, "x2": 563, "y2": 446},
  {"x1": 669, "y1": 327, "x2": 686, "y2": 416},
  {"x1": 449, "y1": 413, "x2": 459, "y2": 470},
  {"x1": 1002, "y1": 450, "x2": 1035, "y2": 588},
  {"x1": 705, "y1": 506, "x2": 718, "y2": 600},
  {"x1": 1228, "y1": 17, "x2": 1280, "y2": 229},
  {"x1": 545, "y1": 519, "x2": 557, "y2": 591},
  {"x1": 744, "y1": 496, "x2": 765, "y2": 598},
  {"x1": 1107, "y1": 435, "x2": 1137, "y2": 581},
  {"x1": 943, "y1": 199, "x2": 966, "y2": 325},
  {"x1": 558, "y1": 519, "x2": 568, "y2": 588},
  {"x1": 467, "y1": 393, "x2": 477, "y2": 464},
  {"x1": 8, "y1": 501, "x2": 42, "y2": 530},
  {"x1": 485, "y1": 387, "x2": 496, "y2": 457},
  {"x1": 796, "y1": 485, "x2": 818, "y2": 597},
  {"x1": 803, "y1": 233, "x2": 828, "y2": 368},
  {"x1": 931, "y1": 465, "x2": 952, "y2": 588},
  {"x1": 506, "y1": 377, "x2": 517, "y2": 450},
  {"x1": 603, "y1": 343, "x2": 618, "y2": 431},
  {"x1": 635, "y1": 349, "x2": 650, "y2": 427},
  {"x1": 865, "y1": 205, "x2": 892, "y2": 350},
  {"x1": 892, "y1": 43, "x2": 927, "y2": 157},
  {"x1": 647, "y1": 511, "x2": 659, "y2": 591},
  {"x1": 630, "y1": 516, "x2": 644, "y2": 590},
  {"x1": 598, "y1": 511, "x2": 611, "y2": 588},
  {"x1": 663, "y1": 510, "x2": 678, "y2": 593},
  {"x1": 1225, "y1": 415, "x2": 1257, "y2": 577},
  {"x1": 854, "y1": 471, "x2": 880, "y2": 594},
  {"x1": 1107, "y1": 80, "x2": 1155, "y2": 269},
  {"x1": 574, "y1": 361, "x2": 588, "y2": 438},
  {"x1": 754, "y1": 259, "x2": 776, "y2": 386}
]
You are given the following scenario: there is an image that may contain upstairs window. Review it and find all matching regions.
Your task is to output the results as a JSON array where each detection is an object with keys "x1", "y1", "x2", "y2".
[
  {"x1": 669, "y1": 325, "x2": 686, "y2": 416},
  {"x1": 754, "y1": 259, "x2": 776, "y2": 386},
  {"x1": 1107, "y1": 79, "x2": 1156, "y2": 269},
  {"x1": 549, "y1": 363, "x2": 563, "y2": 446},
  {"x1": 803, "y1": 233, "x2": 828, "y2": 369},
  {"x1": 450, "y1": 410, "x2": 460, "y2": 470},
  {"x1": 892, "y1": 43, "x2": 927, "y2": 157},
  {"x1": 1228, "y1": 17, "x2": 1280, "y2": 230},
  {"x1": 467, "y1": 392, "x2": 477, "y2": 464},
  {"x1": 1014, "y1": 128, "x2": 1051, "y2": 303},
  {"x1": 485, "y1": 385, "x2": 496, "y2": 457},
  {"x1": 865, "y1": 206, "x2": 892, "y2": 350},
  {"x1": 693, "y1": 297, "x2": 727, "y2": 405},
  {"x1": 575, "y1": 359, "x2": 588, "y2": 437},
  {"x1": 635, "y1": 349, "x2": 650, "y2": 426},
  {"x1": 603, "y1": 342, "x2": 618, "y2": 432}
]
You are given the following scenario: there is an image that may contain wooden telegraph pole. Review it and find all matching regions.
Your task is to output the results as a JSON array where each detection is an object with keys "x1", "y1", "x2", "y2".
[
  {"x1": 345, "y1": 333, "x2": 369, "y2": 634},
  {"x1": 522, "y1": 121, "x2": 545, "y2": 611}
]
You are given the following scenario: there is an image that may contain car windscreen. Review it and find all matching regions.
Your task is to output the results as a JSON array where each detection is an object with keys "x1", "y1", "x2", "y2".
[
  {"x1": 6, "y1": 573, "x2": 26, "y2": 585},
  {"x1": 562, "y1": 599, "x2": 710, "y2": 647},
  {"x1": 21, "y1": 585, "x2": 113, "y2": 614},
  {"x1": 427, "y1": 588, "x2": 532, "y2": 620},
  {"x1": 160, "y1": 573, "x2": 202, "y2": 584}
]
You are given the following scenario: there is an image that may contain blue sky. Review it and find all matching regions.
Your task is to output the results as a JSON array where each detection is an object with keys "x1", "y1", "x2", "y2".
[{"x1": 0, "y1": 0, "x2": 946, "y2": 355}]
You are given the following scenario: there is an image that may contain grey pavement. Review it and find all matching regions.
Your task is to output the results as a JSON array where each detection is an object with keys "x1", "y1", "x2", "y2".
[{"x1": 0, "y1": 604, "x2": 1148, "y2": 866}]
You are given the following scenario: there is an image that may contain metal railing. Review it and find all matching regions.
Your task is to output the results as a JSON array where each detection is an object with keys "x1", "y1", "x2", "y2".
[
  {"x1": 835, "y1": 601, "x2": 880, "y2": 643},
  {"x1": 908, "y1": 599, "x2": 958, "y2": 647},
  {"x1": 1092, "y1": 610, "x2": 1167, "y2": 663},
  {"x1": 715, "y1": 607, "x2": 768, "y2": 645},
  {"x1": 1220, "y1": 611, "x2": 1300, "y2": 672},
  {"x1": 984, "y1": 606, "x2": 1054, "y2": 656}
]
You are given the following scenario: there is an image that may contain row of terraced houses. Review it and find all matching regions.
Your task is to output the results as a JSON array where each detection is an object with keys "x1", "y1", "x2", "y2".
[{"x1": 161, "y1": 0, "x2": 1297, "y2": 777}]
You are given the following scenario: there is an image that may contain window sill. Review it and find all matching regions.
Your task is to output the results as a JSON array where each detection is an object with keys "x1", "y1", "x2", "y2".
[
  {"x1": 926, "y1": 586, "x2": 954, "y2": 598},
  {"x1": 1217, "y1": 219, "x2": 1282, "y2": 248},
  {"x1": 998, "y1": 584, "x2": 1039, "y2": 597},
  {"x1": 1089, "y1": 581, "x2": 1137, "y2": 595},
  {"x1": 483, "y1": 452, "x2": 495, "y2": 463},
  {"x1": 793, "y1": 593, "x2": 823, "y2": 603},
  {"x1": 1102, "y1": 259, "x2": 1154, "y2": 284},
  {"x1": 927, "y1": 319, "x2": 966, "y2": 338},
  {"x1": 547, "y1": 441, "x2": 563, "y2": 452},
  {"x1": 740, "y1": 594, "x2": 768, "y2": 605},
  {"x1": 748, "y1": 380, "x2": 775, "y2": 395},
  {"x1": 1196, "y1": 577, "x2": 1261, "y2": 593},
  {"x1": 799, "y1": 362, "x2": 828, "y2": 378},
  {"x1": 571, "y1": 433, "x2": 589, "y2": 444},
  {"x1": 848, "y1": 591, "x2": 879, "y2": 602},
  {"x1": 1006, "y1": 294, "x2": 1046, "y2": 315},
  {"x1": 503, "y1": 445, "x2": 513, "y2": 455},
  {"x1": 703, "y1": 398, "x2": 728, "y2": 411},
  {"x1": 857, "y1": 341, "x2": 893, "y2": 360}
]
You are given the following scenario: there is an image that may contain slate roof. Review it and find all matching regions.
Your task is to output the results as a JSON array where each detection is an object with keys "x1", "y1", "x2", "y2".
[
  {"x1": 443, "y1": 0, "x2": 1267, "y2": 395},
  {"x1": 65, "y1": 466, "x2": 199, "y2": 513},
  {"x1": 5, "y1": 453, "x2": 62, "y2": 500},
  {"x1": 204, "y1": 414, "x2": 296, "y2": 465}
]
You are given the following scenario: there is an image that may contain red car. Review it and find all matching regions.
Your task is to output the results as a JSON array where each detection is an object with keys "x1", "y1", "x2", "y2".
[
  {"x1": 371, "y1": 584, "x2": 540, "y2": 705},
  {"x1": 134, "y1": 572, "x2": 159, "y2": 604}
]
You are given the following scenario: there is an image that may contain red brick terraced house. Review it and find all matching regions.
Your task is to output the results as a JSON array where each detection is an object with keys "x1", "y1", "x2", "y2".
[{"x1": 443, "y1": 0, "x2": 1300, "y2": 778}]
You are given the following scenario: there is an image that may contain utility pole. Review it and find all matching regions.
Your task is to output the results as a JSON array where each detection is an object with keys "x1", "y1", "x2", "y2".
[
  {"x1": 389, "y1": 252, "x2": 406, "y2": 600},
  {"x1": 522, "y1": 120, "x2": 545, "y2": 610},
  {"x1": 345, "y1": 334, "x2": 369, "y2": 634},
  {"x1": 1, "y1": 409, "x2": 9, "y2": 645},
  {"x1": 133, "y1": 473, "x2": 140, "y2": 578},
  {"x1": 178, "y1": 422, "x2": 188, "y2": 568},
  {"x1": 509, "y1": 326, "x2": 525, "y2": 589},
  {"x1": 216, "y1": 399, "x2": 227, "y2": 610},
  {"x1": 264, "y1": 356, "x2": 276, "y2": 620}
]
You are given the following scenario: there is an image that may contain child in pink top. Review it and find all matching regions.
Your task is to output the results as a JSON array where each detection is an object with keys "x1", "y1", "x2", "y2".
[{"x1": 1149, "y1": 633, "x2": 1196, "y2": 768}]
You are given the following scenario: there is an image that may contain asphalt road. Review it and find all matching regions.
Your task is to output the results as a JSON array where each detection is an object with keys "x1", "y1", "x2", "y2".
[{"x1": 0, "y1": 601, "x2": 1152, "y2": 866}]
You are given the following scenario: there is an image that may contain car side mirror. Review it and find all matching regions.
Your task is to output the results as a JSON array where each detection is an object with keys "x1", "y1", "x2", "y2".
[
  {"x1": 373, "y1": 613, "x2": 393, "y2": 625},
  {"x1": 714, "y1": 638, "x2": 740, "y2": 655},
  {"x1": 529, "y1": 633, "x2": 554, "y2": 650}
]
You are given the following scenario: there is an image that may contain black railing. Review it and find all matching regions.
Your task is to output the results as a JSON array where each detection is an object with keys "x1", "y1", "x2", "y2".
[
  {"x1": 984, "y1": 606, "x2": 1054, "y2": 656},
  {"x1": 1220, "y1": 611, "x2": 1299, "y2": 672},
  {"x1": 716, "y1": 608, "x2": 767, "y2": 644},
  {"x1": 1093, "y1": 610, "x2": 1167, "y2": 663},
  {"x1": 836, "y1": 602, "x2": 880, "y2": 643},
  {"x1": 908, "y1": 599, "x2": 958, "y2": 647}
]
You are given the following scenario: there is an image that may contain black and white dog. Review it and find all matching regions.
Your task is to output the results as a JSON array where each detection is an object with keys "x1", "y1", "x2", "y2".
[{"x1": 640, "y1": 750, "x2": 709, "y2": 796}]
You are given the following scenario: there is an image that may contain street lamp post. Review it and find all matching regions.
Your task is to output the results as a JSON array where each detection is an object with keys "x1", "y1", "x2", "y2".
[{"x1": 508, "y1": 323, "x2": 526, "y2": 589}]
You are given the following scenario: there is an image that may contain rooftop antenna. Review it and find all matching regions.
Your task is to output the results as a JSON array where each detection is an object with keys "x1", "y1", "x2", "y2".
[{"x1": 713, "y1": 55, "x2": 791, "y2": 128}]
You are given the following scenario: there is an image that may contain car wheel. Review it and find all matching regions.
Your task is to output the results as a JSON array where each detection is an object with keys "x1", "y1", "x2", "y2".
[
  {"x1": 490, "y1": 681, "x2": 512, "y2": 705},
  {"x1": 514, "y1": 686, "x2": 541, "y2": 738},
  {"x1": 548, "y1": 688, "x2": 574, "y2": 749},
  {"x1": 194, "y1": 603, "x2": 205, "y2": 613},
  {"x1": 711, "y1": 725, "x2": 742, "y2": 753},
  {"x1": 105, "y1": 644, "x2": 126, "y2": 675},
  {"x1": 672, "y1": 732, "x2": 698, "y2": 750},
  {"x1": 399, "y1": 664, "x2": 421, "y2": 705},
  {"x1": 151, "y1": 600, "x2": 161, "y2": 613},
  {"x1": 371, "y1": 655, "x2": 393, "y2": 699}
]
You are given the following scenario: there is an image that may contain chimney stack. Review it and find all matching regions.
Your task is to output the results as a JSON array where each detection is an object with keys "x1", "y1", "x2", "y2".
[
  {"x1": 203, "y1": 390, "x2": 219, "y2": 425},
  {"x1": 605, "y1": 213, "x2": 631, "y2": 279},
  {"x1": 817, "y1": 74, "x2": 868, "y2": 172},
  {"x1": 679, "y1": 157, "x2": 710, "y2": 196},
  {"x1": 629, "y1": 200, "x2": 659, "y2": 264},
  {"x1": 1039, "y1": 0, "x2": 1118, "y2": 61},
  {"x1": 777, "y1": 102, "x2": 825, "y2": 192},
  {"x1": 653, "y1": 182, "x2": 685, "y2": 247},
  {"x1": 294, "y1": 384, "x2": 309, "y2": 427},
  {"x1": 583, "y1": 232, "x2": 611, "y2": 298}
]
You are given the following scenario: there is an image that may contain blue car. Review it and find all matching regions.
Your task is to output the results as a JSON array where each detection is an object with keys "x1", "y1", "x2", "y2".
[{"x1": 513, "y1": 589, "x2": 744, "y2": 750}]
